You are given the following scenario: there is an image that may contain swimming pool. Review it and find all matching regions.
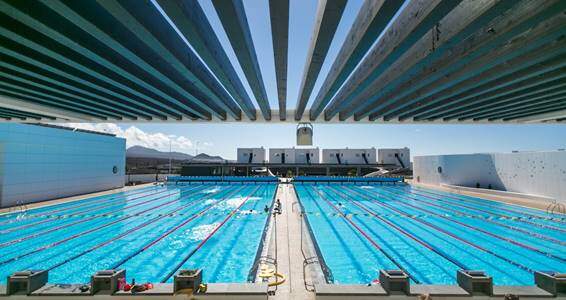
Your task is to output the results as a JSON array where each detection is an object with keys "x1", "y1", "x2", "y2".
[
  {"x1": 0, "y1": 183, "x2": 276, "y2": 284},
  {"x1": 296, "y1": 183, "x2": 565, "y2": 286}
]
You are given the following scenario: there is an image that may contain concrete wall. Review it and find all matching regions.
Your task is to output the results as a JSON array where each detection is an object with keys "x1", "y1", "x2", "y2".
[
  {"x1": 0, "y1": 123, "x2": 125, "y2": 208},
  {"x1": 378, "y1": 148, "x2": 411, "y2": 168},
  {"x1": 269, "y1": 148, "x2": 296, "y2": 164},
  {"x1": 294, "y1": 148, "x2": 320, "y2": 164},
  {"x1": 413, "y1": 151, "x2": 566, "y2": 202},
  {"x1": 268, "y1": 148, "x2": 320, "y2": 164},
  {"x1": 322, "y1": 148, "x2": 376, "y2": 164},
  {"x1": 237, "y1": 148, "x2": 266, "y2": 163}
]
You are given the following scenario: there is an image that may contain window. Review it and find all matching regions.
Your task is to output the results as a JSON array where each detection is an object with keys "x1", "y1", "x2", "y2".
[
  {"x1": 112, "y1": 166, "x2": 118, "y2": 174},
  {"x1": 437, "y1": 166, "x2": 442, "y2": 174}
]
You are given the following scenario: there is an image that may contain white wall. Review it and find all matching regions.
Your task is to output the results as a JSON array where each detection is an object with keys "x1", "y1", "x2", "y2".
[
  {"x1": 294, "y1": 148, "x2": 320, "y2": 164},
  {"x1": 269, "y1": 148, "x2": 296, "y2": 164},
  {"x1": 0, "y1": 124, "x2": 125, "y2": 208},
  {"x1": 322, "y1": 148, "x2": 376, "y2": 164},
  {"x1": 236, "y1": 148, "x2": 266, "y2": 163},
  {"x1": 268, "y1": 148, "x2": 320, "y2": 164},
  {"x1": 413, "y1": 151, "x2": 566, "y2": 202},
  {"x1": 378, "y1": 148, "x2": 411, "y2": 169}
]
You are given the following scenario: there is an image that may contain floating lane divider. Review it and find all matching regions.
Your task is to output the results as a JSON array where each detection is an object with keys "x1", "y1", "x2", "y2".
[
  {"x1": 0, "y1": 185, "x2": 205, "y2": 267},
  {"x1": 44, "y1": 185, "x2": 243, "y2": 272},
  {"x1": 327, "y1": 186, "x2": 470, "y2": 270},
  {"x1": 109, "y1": 185, "x2": 248, "y2": 270},
  {"x1": 0, "y1": 185, "x2": 164, "y2": 223},
  {"x1": 0, "y1": 186, "x2": 201, "y2": 235},
  {"x1": 358, "y1": 186, "x2": 565, "y2": 246},
  {"x1": 160, "y1": 185, "x2": 263, "y2": 283},
  {"x1": 344, "y1": 186, "x2": 536, "y2": 273},
  {"x1": 0, "y1": 185, "x2": 208, "y2": 248},
  {"x1": 383, "y1": 186, "x2": 566, "y2": 234},
  {"x1": 382, "y1": 186, "x2": 566, "y2": 234},
  {"x1": 305, "y1": 186, "x2": 421, "y2": 284},
  {"x1": 410, "y1": 186, "x2": 566, "y2": 222},
  {"x1": 369, "y1": 187, "x2": 566, "y2": 263},
  {"x1": 0, "y1": 186, "x2": 182, "y2": 232},
  {"x1": 348, "y1": 186, "x2": 566, "y2": 263}
]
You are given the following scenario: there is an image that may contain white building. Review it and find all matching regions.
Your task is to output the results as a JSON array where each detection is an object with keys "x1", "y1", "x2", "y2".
[
  {"x1": 269, "y1": 148, "x2": 320, "y2": 164},
  {"x1": 237, "y1": 147, "x2": 266, "y2": 163},
  {"x1": 0, "y1": 123, "x2": 125, "y2": 208},
  {"x1": 378, "y1": 148, "x2": 411, "y2": 169},
  {"x1": 269, "y1": 148, "x2": 295, "y2": 164},
  {"x1": 413, "y1": 151, "x2": 566, "y2": 202},
  {"x1": 322, "y1": 148, "x2": 376, "y2": 164}
]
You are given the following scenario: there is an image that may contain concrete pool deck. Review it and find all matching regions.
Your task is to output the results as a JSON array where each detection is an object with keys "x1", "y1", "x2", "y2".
[
  {"x1": 410, "y1": 181, "x2": 565, "y2": 214},
  {"x1": 1, "y1": 181, "x2": 564, "y2": 299}
]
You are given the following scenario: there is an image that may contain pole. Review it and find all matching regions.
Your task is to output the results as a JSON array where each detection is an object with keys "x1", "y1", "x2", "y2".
[{"x1": 168, "y1": 139, "x2": 172, "y2": 175}]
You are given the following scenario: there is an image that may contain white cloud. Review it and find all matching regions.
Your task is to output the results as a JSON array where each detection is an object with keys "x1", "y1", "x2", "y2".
[{"x1": 61, "y1": 123, "x2": 209, "y2": 154}]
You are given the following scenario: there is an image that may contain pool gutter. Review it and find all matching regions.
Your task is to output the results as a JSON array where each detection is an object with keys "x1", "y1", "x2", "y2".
[
  {"x1": 247, "y1": 183, "x2": 279, "y2": 282},
  {"x1": 292, "y1": 183, "x2": 333, "y2": 285}
]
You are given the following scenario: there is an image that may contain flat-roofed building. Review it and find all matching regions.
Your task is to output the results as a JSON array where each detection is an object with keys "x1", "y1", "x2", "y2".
[
  {"x1": 322, "y1": 148, "x2": 376, "y2": 164},
  {"x1": 236, "y1": 147, "x2": 266, "y2": 163},
  {"x1": 269, "y1": 148, "x2": 294, "y2": 164},
  {"x1": 269, "y1": 148, "x2": 319, "y2": 164},
  {"x1": 378, "y1": 148, "x2": 411, "y2": 169}
]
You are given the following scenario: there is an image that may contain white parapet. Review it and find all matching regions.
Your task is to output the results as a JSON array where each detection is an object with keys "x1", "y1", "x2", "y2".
[{"x1": 413, "y1": 150, "x2": 566, "y2": 203}]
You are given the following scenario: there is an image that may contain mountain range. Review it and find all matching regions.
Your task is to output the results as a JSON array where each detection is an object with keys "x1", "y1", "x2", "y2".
[{"x1": 126, "y1": 145, "x2": 226, "y2": 163}]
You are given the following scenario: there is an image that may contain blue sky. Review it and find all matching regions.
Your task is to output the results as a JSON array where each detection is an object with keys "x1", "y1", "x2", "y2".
[
  {"x1": 94, "y1": 1, "x2": 566, "y2": 160},
  {"x1": 118, "y1": 123, "x2": 566, "y2": 160}
]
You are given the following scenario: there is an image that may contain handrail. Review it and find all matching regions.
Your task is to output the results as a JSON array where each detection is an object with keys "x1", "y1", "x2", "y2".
[{"x1": 293, "y1": 186, "x2": 334, "y2": 283}]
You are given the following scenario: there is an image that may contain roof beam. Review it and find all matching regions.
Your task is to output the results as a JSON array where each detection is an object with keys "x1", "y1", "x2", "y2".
[
  {"x1": 0, "y1": 43, "x2": 156, "y2": 120},
  {"x1": 0, "y1": 62, "x2": 137, "y2": 120},
  {"x1": 496, "y1": 102, "x2": 566, "y2": 121},
  {"x1": 322, "y1": 0, "x2": 463, "y2": 121},
  {"x1": 393, "y1": 33, "x2": 566, "y2": 121},
  {"x1": 0, "y1": 26, "x2": 180, "y2": 120},
  {"x1": 0, "y1": 94, "x2": 98, "y2": 121},
  {"x1": 378, "y1": 1, "x2": 566, "y2": 122},
  {"x1": 428, "y1": 58, "x2": 566, "y2": 120},
  {"x1": 0, "y1": 0, "x2": 197, "y2": 120},
  {"x1": 478, "y1": 95, "x2": 566, "y2": 120},
  {"x1": 441, "y1": 55, "x2": 566, "y2": 120},
  {"x1": 156, "y1": 0, "x2": 257, "y2": 120},
  {"x1": 308, "y1": 0, "x2": 403, "y2": 121},
  {"x1": 212, "y1": 0, "x2": 271, "y2": 120},
  {"x1": 269, "y1": 0, "x2": 289, "y2": 120},
  {"x1": 35, "y1": 0, "x2": 210, "y2": 120},
  {"x1": 418, "y1": 67, "x2": 566, "y2": 121},
  {"x1": 93, "y1": 0, "x2": 241, "y2": 120},
  {"x1": 294, "y1": 0, "x2": 346, "y2": 121},
  {"x1": 458, "y1": 87, "x2": 566, "y2": 120},
  {"x1": 349, "y1": 0, "x2": 526, "y2": 121},
  {"x1": 513, "y1": 108, "x2": 566, "y2": 122},
  {"x1": 0, "y1": 78, "x2": 134, "y2": 120}
]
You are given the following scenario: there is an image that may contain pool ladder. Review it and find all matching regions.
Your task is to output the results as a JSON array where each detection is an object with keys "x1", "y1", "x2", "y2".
[
  {"x1": 546, "y1": 199, "x2": 565, "y2": 217},
  {"x1": 8, "y1": 200, "x2": 28, "y2": 217}
]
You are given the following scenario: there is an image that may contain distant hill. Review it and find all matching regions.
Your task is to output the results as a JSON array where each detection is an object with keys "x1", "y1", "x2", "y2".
[
  {"x1": 126, "y1": 145, "x2": 193, "y2": 161},
  {"x1": 189, "y1": 153, "x2": 226, "y2": 163}
]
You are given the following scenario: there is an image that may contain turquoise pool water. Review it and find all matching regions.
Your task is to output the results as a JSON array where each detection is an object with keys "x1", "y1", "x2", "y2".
[
  {"x1": 296, "y1": 183, "x2": 565, "y2": 285},
  {"x1": 0, "y1": 183, "x2": 276, "y2": 284}
]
